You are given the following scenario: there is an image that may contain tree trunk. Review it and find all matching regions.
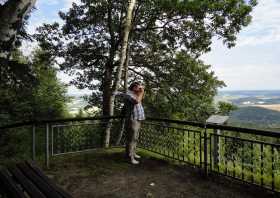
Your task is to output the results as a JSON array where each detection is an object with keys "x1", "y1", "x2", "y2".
[
  {"x1": 112, "y1": 0, "x2": 136, "y2": 92},
  {"x1": 123, "y1": 45, "x2": 129, "y2": 92},
  {"x1": 115, "y1": 44, "x2": 130, "y2": 145},
  {"x1": 103, "y1": 0, "x2": 137, "y2": 148},
  {"x1": 102, "y1": 65, "x2": 113, "y2": 116},
  {"x1": 102, "y1": 63, "x2": 113, "y2": 148},
  {"x1": 0, "y1": 0, "x2": 36, "y2": 57}
]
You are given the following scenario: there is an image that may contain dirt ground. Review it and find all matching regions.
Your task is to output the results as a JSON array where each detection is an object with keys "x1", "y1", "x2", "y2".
[{"x1": 46, "y1": 148, "x2": 274, "y2": 198}]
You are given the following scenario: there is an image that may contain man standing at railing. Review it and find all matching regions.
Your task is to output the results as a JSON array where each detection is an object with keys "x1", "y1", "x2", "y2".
[{"x1": 113, "y1": 82, "x2": 145, "y2": 164}]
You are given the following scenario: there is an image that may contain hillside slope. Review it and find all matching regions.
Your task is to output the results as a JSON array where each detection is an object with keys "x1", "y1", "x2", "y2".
[{"x1": 229, "y1": 106, "x2": 280, "y2": 129}]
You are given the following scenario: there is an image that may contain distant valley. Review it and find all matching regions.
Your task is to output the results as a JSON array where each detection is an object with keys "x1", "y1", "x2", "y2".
[
  {"x1": 67, "y1": 94, "x2": 89, "y2": 115},
  {"x1": 67, "y1": 90, "x2": 280, "y2": 130},
  {"x1": 217, "y1": 90, "x2": 280, "y2": 130}
]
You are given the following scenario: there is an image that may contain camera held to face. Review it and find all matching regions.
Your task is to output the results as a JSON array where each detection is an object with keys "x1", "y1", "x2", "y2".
[{"x1": 137, "y1": 86, "x2": 144, "y2": 93}]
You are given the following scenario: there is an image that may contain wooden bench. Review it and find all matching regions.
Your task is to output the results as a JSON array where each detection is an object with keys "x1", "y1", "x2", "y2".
[{"x1": 0, "y1": 161, "x2": 72, "y2": 198}]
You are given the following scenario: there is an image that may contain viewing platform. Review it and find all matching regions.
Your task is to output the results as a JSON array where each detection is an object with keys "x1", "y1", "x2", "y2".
[
  {"x1": 46, "y1": 148, "x2": 269, "y2": 198},
  {"x1": 1, "y1": 116, "x2": 280, "y2": 197}
]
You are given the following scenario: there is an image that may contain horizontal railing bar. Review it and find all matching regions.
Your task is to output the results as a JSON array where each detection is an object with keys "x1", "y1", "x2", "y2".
[
  {"x1": 207, "y1": 124, "x2": 280, "y2": 138},
  {"x1": 146, "y1": 117, "x2": 205, "y2": 128},
  {"x1": 51, "y1": 121, "x2": 119, "y2": 128},
  {"x1": 210, "y1": 133, "x2": 280, "y2": 147},
  {"x1": 0, "y1": 116, "x2": 124, "y2": 130},
  {"x1": 146, "y1": 117, "x2": 280, "y2": 138},
  {"x1": 142, "y1": 122, "x2": 201, "y2": 133},
  {"x1": 2, "y1": 116, "x2": 280, "y2": 138}
]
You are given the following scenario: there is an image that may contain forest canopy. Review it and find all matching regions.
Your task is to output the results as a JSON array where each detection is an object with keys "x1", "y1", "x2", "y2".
[
  {"x1": 0, "y1": 0, "x2": 256, "y2": 145},
  {"x1": 35, "y1": 0, "x2": 256, "y2": 119}
]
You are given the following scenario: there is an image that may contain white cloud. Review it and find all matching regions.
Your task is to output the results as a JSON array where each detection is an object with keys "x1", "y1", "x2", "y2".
[
  {"x1": 21, "y1": 0, "x2": 81, "y2": 55},
  {"x1": 62, "y1": 0, "x2": 81, "y2": 10},
  {"x1": 30, "y1": 0, "x2": 81, "y2": 31},
  {"x1": 202, "y1": 0, "x2": 280, "y2": 90},
  {"x1": 202, "y1": 36, "x2": 280, "y2": 90},
  {"x1": 212, "y1": 63, "x2": 280, "y2": 90},
  {"x1": 237, "y1": 0, "x2": 280, "y2": 46}
]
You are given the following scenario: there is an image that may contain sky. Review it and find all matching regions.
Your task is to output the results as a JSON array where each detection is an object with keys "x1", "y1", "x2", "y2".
[{"x1": 22, "y1": 0, "x2": 280, "y2": 93}]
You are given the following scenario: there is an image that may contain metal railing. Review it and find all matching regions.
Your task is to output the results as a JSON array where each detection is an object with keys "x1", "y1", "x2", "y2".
[
  {"x1": 208, "y1": 128, "x2": 280, "y2": 192},
  {"x1": 1, "y1": 116, "x2": 280, "y2": 193},
  {"x1": 142, "y1": 118, "x2": 280, "y2": 193},
  {"x1": 0, "y1": 116, "x2": 123, "y2": 167},
  {"x1": 138, "y1": 121, "x2": 203, "y2": 167}
]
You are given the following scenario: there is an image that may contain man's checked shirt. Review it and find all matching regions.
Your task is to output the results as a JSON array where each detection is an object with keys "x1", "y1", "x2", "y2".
[{"x1": 115, "y1": 91, "x2": 145, "y2": 121}]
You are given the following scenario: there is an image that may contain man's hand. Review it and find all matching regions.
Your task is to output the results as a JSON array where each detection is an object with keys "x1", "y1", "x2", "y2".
[
  {"x1": 135, "y1": 86, "x2": 144, "y2": 102},
  {"x1": 138, "y1": 86, "x2": 144, "y2": 93}
]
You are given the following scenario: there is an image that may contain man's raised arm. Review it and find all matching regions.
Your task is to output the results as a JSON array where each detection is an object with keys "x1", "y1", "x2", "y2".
[
  {"x1": 113, "y1": 91, "x2": 139, "y2": 104},
  {"x1": 135, "y1": 86, "x2": 144, "y2": 103}
]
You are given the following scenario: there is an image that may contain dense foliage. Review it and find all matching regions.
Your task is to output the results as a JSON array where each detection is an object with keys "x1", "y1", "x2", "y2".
[
  {"x1": 0, "y1": 49, "x2": 69, "y2": 125},
  {"x1": 35, "y1": 0, "x2": 257, "y2": 120},
  {"x1": 143, "y1": 53, "x2": 225, "y2": 121}
]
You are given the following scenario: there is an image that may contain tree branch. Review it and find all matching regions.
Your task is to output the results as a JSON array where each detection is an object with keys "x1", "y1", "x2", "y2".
[{"x1": 128, "y1": 67, "x2": 160, "y2": 86}]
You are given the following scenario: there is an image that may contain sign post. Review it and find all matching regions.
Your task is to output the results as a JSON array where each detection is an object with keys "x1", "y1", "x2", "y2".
[{"x1": 206, "y1": 115, "x2": 229, "y2": 169}]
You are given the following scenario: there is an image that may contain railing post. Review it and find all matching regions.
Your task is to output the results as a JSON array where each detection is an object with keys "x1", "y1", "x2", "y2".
[
  {"x1": 203, "y1": 124, "x2": 208, "y2": 176},
  {"x1": 51, "y1": 125, "x2": 54, "y2": 156},
  {"x1": 45, "y1": 123, "x2": 50, "y2": 168},
  {"x1": 213, "y1": 129, "x2": 220, "y2": 169},
  {"x1": 32, "y1": 124, "x2": 36, "y2": 161}
]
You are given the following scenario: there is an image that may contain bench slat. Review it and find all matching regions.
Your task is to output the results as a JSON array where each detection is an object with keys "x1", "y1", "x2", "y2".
[
  {"x1": 0, "y1": 168, "x2": 26, "y2": 198},
  {"x1": 27, "y1": 161, "x2": 73, "y2": 198},
  {"x1": 17, "y1": 163, "x2": 62, "y2": 198},
  {"x1": 9, "y1": 166, "x2": 47, "y2": 198}
]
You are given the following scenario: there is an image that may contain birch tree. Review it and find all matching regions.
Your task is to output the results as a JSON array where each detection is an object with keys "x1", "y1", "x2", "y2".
[
  {"x1": 0, "y1": 0, "x2": 37, "y2": 94},
  {"x1": 104, "y1": 0, "x2": 137, "y2": 147},
  {"x1": 0, "y1": 0, "x2": 36, "y2": 57},
  {"x1": 35, "y1": 0, "x2": 257, "y2": 147}
]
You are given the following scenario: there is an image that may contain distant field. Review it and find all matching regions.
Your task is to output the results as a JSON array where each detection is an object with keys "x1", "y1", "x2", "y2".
[
  {"x1": 217, "y1": 91, "x2": 280, "y2": 128},
  {"x1": 253, "y1": 104, "x2": 280, "y2": 112}
]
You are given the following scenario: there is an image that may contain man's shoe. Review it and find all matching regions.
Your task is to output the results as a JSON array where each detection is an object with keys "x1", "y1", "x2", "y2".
[
  {"x1": 134, "y1": 154, "x2": 141, "y2": 159},
  {"x1": 131, "y1": 158, "x2": 140, "y2": 165}
]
